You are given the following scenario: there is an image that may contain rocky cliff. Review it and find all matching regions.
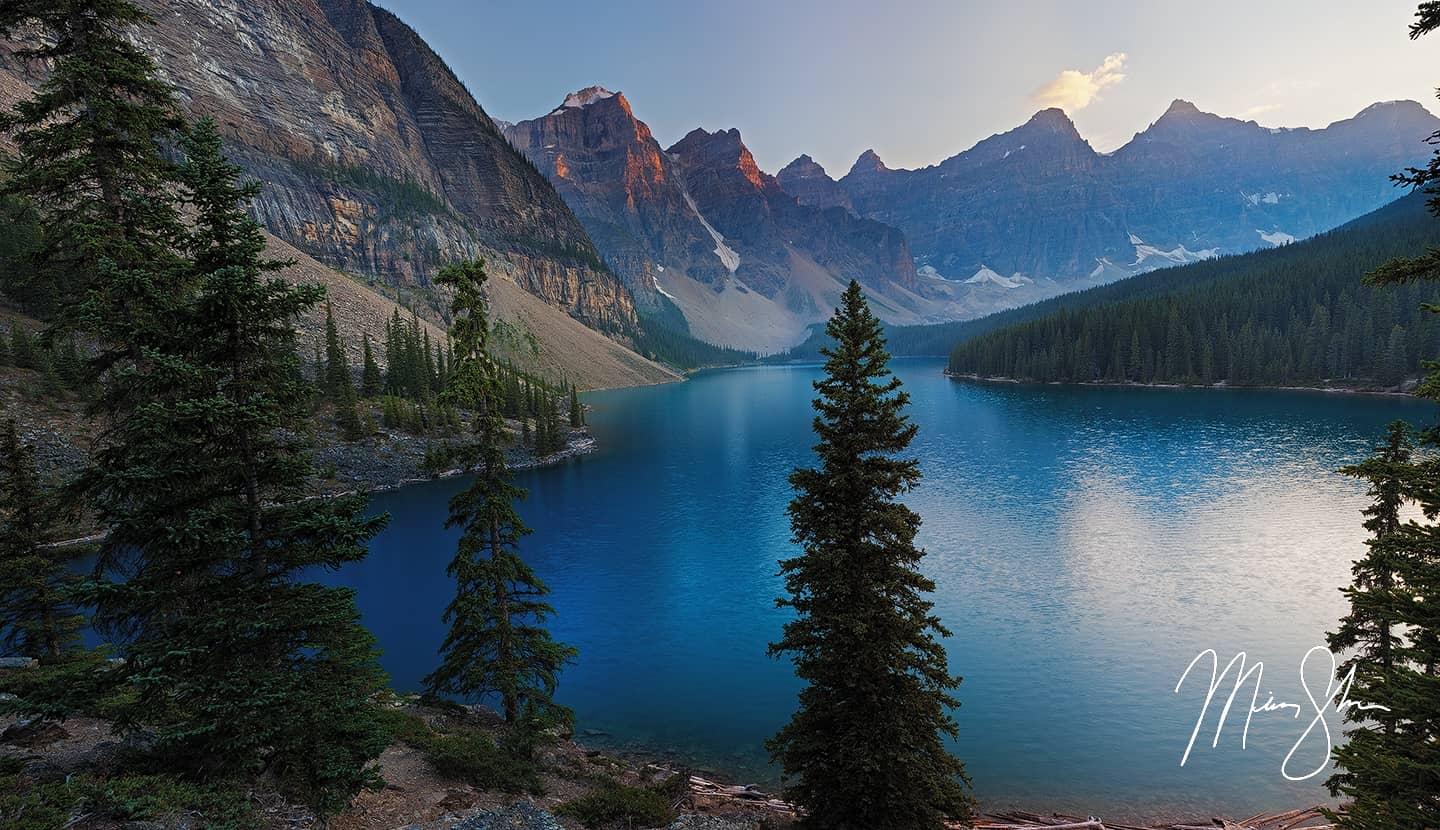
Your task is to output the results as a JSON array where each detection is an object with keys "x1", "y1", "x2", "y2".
[
  {"x1": 507, "y1": 91, "x2": 930, "y2": 351},
  {"x1": 0, "y1": 0, "x2": 642, "y2": 336}
]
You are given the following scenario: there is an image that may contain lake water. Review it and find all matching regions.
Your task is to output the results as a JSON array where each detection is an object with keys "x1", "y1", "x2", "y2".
[{"x1": 339, "y1": 359, "x2": 1434, "y2": 821}]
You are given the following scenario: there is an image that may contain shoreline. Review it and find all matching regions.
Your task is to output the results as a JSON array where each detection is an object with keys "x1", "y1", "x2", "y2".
[{"x1": 943, "y1": 369, "x2": 1419, "y2": 399}]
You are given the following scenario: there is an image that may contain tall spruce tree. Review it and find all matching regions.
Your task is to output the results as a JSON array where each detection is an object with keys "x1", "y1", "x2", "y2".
[
  {"x1": 1327, "y1": 422, "x2": 1426, "y2": 829},
  {"x1": 1323, "y1": 8, "x2": 1440, "y2": 827},
  {"x1": 769, "y1": 281, "x2": 971, "y2": 830},
  {"x1": 80, "y1": 118, "x2": 392, "y2": 814},
  {"x1": 423, "y1": 259, "x2": 575, "y2": 724},
  {"x1": 361, "y1": 334, "x2": 383, "y2": 398},
  {"x1": 0, "y1": 0, "x2": 185, "y2": 330}
]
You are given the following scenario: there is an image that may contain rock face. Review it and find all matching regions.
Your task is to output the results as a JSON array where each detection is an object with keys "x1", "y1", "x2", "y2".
[
  {"x1": 665, "y1": 127, "x2": 917, "y2": 298},
  {"x1": 776, "y1": 154, "x2": 853, "y2": 212},
  {"x1": 507, "y1": 91, "x2": 925, "y2": 350},
  {"x1": 780, "y1": 99, "x2": 1440, "y2": 317},
  {"x1": 0, "y1": 0, "x2": 640, "y2": 334},
  {"x1": 502, "y1": 88, "x2": 730, "y2": 305}
]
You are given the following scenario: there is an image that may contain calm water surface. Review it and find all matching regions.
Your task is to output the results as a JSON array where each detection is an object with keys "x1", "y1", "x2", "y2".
[{"x1": 335, "y1": 359, "x2": 1434, "y2": 820}]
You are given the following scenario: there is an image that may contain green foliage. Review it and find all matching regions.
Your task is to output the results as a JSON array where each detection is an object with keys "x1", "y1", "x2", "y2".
[
  {"x1": 0, "y1": 773, "x2": 260, "y2": 830},
  {"x1": 424, "y1": 260, "x2": 577, "y2": 725},
  {"x1": 946, "y1": 195, "x2": 1440, "y2": 387},
  {"x1": 361, "y1": 334, "x2": 383, "y2": 398},
  {"x1": 1323, "y1": 13, "x2": 1440, "y2": 827},
  {"x1": 555, "y1": 777, "x2": 683, "y2": 829},
  {"x1": 771, "y1": 281, "x2": 971, "y2": 830},
  {"x1": 420, "y1": 729, "x2": 544, "y2": 794},
  {"x1": 0, "y1": 0, "x2": 187, "y2": 342},
  {"x1": 0, "y1": 419, "x2": 84, "y2": 664}
]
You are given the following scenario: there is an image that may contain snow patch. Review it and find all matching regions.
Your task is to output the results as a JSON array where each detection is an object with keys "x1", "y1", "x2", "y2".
[
  {"x1": 1001, "y1": 144, "x2": 1026, "y2": 160},
  {"x1": 964, "y1": 266, "x2": 1030, "y2": 289},
  {"x1": 916, "y1": 265, "x2": 946, "y2": 280},
  {"x1": 1127, "y1": 232, "x2": 1145, "y2": 245},
  {"x1": 1242, "y1": 190, "x2": 1283, "y2": 206},
  {"x1": 652, "y1": 276, "x2": 679, "y2": 302},
  {"x1": 562, "y1": 87, "x2": 616, "y2": 108},
  {"x1": 1131, "y1": 239, "x2": 1218, "y2": 266},
  {"x1": 681, "y1": 190, "x2": 740, "y2": 273},
  {"x1": 1257, "y1": 229, "x2": 1296, "y2": 246}
]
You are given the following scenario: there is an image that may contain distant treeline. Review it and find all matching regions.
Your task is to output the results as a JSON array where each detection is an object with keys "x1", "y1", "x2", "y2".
[{"x1": 947, "y1": 193, "x2": 1440, "y2": 387}]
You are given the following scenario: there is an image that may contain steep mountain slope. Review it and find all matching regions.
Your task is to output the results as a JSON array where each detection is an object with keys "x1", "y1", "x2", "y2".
[
  {"x1": 506, "y1": 90, "x2": 950, "y2": 351},
  {"x1": 945, "y1": 192, "x2": 1440, "y2": 387},
  {"x1": 0, "y1": 0, "x2": 642, "y2": 340},
  {"x1": 779, "y1": 100, "x2": 1439, "y2": 319},
  {"x1": 267, "y1": 232, "x2": 678, "y2": 390}
]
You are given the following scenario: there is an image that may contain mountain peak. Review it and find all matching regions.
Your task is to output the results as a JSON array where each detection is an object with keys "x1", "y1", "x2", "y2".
[
  {"x1": 1021, "y1": 107, "x2": 1084, "y2": 140},
  {"x1": 779, "y1": 154, "x2": 825, "y2": 176},
  {"x1": 849, "y1": 149, "x2": 888, "y2": 176},
  {"x1": 561, "y1": 86, "x2": 618, "y2": 109},
  {"x1": 1162, "y1": 98, "x2": 1202, "y2": 117}
]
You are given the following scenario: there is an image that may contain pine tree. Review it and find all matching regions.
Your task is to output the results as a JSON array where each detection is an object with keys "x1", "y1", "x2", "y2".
[
  {"x1": 0, "y1": 419, "x2": 82, "y2": 662},
  {"x1": 1326, "y1": 422, "x2": 1421, "y2": 829},
  {"x1": 569, "y1": 385, "x2": 583, "y2": 428},
  {"x1": 0, "y1": 0, "x2": 185, "y2": 329},
  {"x1": 361, "y1": 333, "x2": 383, "y2": 398},
  {"x1": 424, "y1": 259, "x2": 576, "y2": 725},
  {"x1": 769, "y1": 281, "x2": 971, "y2": 830},
  {"x1": 1323, "y1": 10, "x2": 1440, "y2": 826},
  {"x1": 80, "y1": 119, "x2": 392, "y2": 814}
]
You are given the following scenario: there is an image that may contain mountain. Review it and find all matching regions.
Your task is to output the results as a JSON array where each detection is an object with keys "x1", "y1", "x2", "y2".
[
  {"x1": 780, "y1": 99, "x2": 1440, "y2": 318},
  {"x1": 945, "y1": 192, "x2": 1440, "y2": 387},
  {"x1": 0, "y1": 0, "x2": 647, "y2": 352},
  {"x1": 505, "y1": 90, "x2": 944, "y2": 351},
  {"x1": 776, "y1": 155, "x2": 854, "y2": 212}
]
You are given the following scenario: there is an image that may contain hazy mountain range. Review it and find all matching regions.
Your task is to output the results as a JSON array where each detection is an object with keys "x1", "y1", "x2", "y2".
[
  {"x1": 508, "y1": 88, "x2": 1438, "y2": 350},
  {"x1": 2, "y1": 0, "x2": 1433, "y2": 358}
]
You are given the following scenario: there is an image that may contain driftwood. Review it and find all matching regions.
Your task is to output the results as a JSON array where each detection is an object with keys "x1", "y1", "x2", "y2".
[
  {"x1": 964, "y1": 805, "x2": 1336, "y2": 830},
  {"x1": 651, "y1": 767, "x2": 1336, "y2": 830}
]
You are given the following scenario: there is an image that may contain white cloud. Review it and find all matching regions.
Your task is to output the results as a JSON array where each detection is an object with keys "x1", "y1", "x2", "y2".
[
  {"x1": 1239, "y1": 103, "x2": 1281, "y2": 119},
  {"x1": 1032, "y1": 53, "x2": 1127, "y2": 112}
]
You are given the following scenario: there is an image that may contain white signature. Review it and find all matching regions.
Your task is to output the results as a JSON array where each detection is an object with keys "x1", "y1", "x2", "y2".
[{"x1": 1174, "y1": 646, "x2": 1390, "y2": 781}]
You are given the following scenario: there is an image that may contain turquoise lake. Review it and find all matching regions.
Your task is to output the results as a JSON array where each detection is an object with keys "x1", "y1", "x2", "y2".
[{"x1": 338, "y1": 358, "x2": 1435, "y2": 821}]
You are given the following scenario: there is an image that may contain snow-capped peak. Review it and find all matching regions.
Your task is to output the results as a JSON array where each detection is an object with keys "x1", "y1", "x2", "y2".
[{"x1": 562, "y1": 86, "x2": 616, "y2": 109}]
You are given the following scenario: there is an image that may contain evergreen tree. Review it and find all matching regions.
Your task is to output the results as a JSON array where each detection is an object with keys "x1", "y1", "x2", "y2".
[
  {"x1": 569, "y1": 385, "x2": 584, "y2": 428},
  {"x1": 1324, "y1": 10, "x2": 1440, "y2": 826},
  {"x1": 0, "y1": 419, "x2": 82, "y2": 661},
  {"x1": 423, "y1": 259, "x2": 575, "y2": 725},
  {"x1": 769, "y1": 281, "x2": 971, "y2": 830},
  {"x1": 0, "y1": 327, "x2": 9, "y2": 366},
  {"x1": 361, "y1": 334, "x2": 383, "y2": 398},
  {"x1": 80, "y1": 119, "x2": 392, "y2": 814},
  {"x1": 324, "y1": 302, "x2": 346, "y2": 398},
  {"x1": 1326, "y1": 422, "x2": 1418, "y2": 829},
  {"x1": 0, "y1": 0, "x2": 185, "y2": 328}
]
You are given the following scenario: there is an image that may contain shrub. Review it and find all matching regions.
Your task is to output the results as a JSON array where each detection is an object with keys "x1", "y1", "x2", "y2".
[
  {"x1": 0, "y1": 774, "x2": 259, "y2": 830},
  {"x1": 422, "y1": 730, "x2": 542, "y2": 795},
  {"x1": 555, "y1": 776, "x2": 683, "y2": 829}
]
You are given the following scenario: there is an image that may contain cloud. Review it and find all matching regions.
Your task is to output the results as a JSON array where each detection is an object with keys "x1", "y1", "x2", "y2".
[
  {"x1": 1239, "y1": 103, "x2": 1282, "y2": 120},
  {"x1": 1032, "y1": 53, "x2": 1128, "y2": 112}
]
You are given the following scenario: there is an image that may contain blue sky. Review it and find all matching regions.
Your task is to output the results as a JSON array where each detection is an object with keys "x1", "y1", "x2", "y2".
[{"x1": 379, "y1": 0, "x2": 1437, "y2": 175}]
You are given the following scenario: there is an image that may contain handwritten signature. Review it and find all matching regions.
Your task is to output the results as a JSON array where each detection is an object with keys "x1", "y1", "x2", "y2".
[{"x1": 1174, "y1": 646, "x2": 1390, "y2": 781}]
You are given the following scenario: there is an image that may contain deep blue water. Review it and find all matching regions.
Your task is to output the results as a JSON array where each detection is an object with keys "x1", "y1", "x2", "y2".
[{"x1": 336, "y1": 359, "x2": 1434, "y2": 820}]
